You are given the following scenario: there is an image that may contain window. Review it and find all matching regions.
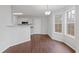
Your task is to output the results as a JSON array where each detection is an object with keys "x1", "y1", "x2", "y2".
[
  {"x1": 54, "y1": 8, "x2": 76, "y2": 38},
  {"x1": 66, "y1": 9, "x2": 76, "y2": 36},
  {"x1": 55, "y1": 15, "x2": 62, "y2": 33}
]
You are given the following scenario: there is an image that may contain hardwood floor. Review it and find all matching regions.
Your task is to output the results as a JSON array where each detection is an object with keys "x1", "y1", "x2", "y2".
[{"x1": 3, "y1": 34, "x2": 75, "y2": 53}]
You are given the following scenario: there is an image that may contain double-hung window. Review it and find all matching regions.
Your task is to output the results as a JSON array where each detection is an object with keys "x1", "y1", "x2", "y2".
[
  {"x1": 66, "y1": 9, "x2": 76, "y2": 36},
  {"x1": 55, "y1": 15, "x2": 62, "y2": 33},
  {"x1": 54, "y1": 8, "x2": 76, "y2": 38}
]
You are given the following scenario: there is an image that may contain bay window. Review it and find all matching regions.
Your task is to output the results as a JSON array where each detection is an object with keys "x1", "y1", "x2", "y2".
[{"x1": 54, "y1": 9, "x2": 76, "y2": 38}]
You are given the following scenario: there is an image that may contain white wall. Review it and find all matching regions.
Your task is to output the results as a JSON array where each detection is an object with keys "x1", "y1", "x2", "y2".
[
  {"x1": 32, "y1": 16, "x2": 47, "y2": 34},
  {"x1": 0, "y1": 5, "x2": 12, "y2": 52},
  {"x1": 41, "y1": 17, "x2": 48, "y2": 34},
  {"x1": 75, "y1": 5, "x2": 79, "y2": 52},
  {"x1": 32, "y1": 17, "x2": 41, "y2": 34},
  {"x1": 47, "y1": 6, "x2": 79, "y2": 52},
  {"x1": 13, "y1": 16, "x2": 18, "y2": 25},
  {"x1": 0, "y1": 6, "x2": 30, "y2": 52}
]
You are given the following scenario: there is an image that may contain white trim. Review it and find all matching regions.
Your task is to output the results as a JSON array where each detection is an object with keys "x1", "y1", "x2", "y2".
[
  {"x1": 65, "y1": 34, "x2": 75, "y2": 39},
  {"x1": 54, "y1": 13, "x2": 63, "y2": 33},
  {"x1": 54, "y1": 32, "x2": 63, "y2": 35},
  {"x1": 64, "y1": 7, "x2": 76, "y2": 38}
]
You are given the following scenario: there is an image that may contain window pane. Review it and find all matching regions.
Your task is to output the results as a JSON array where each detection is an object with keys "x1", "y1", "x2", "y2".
[
  {"x1": 55, "y1": 15, "x2": 62, "y2": 32},
  {"x1": 70, "y1": 23, "x2": 74, "y2": 35},
  {"x1": 71, "y1": 10, "x2": 75, "y2": 14},
  {"x1": 68, "y1": 12, "x2": 71, "y2": 19},
  {"x1": 67, "y1": 9, "x2": 75, "y2": 36},
  {"x1": 67, "y1": 23, "x2": 74, "y2": 35}
]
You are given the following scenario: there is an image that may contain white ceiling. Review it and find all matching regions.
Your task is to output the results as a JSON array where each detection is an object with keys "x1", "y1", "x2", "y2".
[{"x1": 12, "y1": 5, "x2": 66, "y2": 16}]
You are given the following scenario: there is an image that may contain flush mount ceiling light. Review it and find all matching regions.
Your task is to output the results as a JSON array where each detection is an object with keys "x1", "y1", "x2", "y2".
[
  {"x1": 13, "y1": 13, "x2": 24, "y2": 15},
  {"x1": 45, "y1": 5, "x2": 51, "y2": 15}
]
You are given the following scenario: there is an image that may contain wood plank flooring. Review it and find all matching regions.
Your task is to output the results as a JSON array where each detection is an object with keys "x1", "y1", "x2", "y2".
[{"x1": 3, "y1": 34, "x2": 75, "y2": 53}]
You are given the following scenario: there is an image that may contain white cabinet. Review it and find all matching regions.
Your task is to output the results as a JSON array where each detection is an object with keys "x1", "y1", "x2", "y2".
[
  {"x1": 16, "y1": 16, "x2": 33, "y2": 25},
  {"x1": 7, "y1": 25, "x2": 31, "y2": 46}
]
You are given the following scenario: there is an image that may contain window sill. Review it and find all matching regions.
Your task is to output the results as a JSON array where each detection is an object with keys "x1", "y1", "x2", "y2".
[
  {"x1": 54, "y1": 32, "x2": 75, "y2": 39},
  {"x1": 65, "y1": 34, "x2": 75, "y2": 39},
  {"x1": 54, "y1": 32, "x2": 63, "y2": 35}
]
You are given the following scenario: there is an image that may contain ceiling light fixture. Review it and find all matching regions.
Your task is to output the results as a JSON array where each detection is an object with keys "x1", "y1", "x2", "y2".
[
  {"x1": 13, "y1": 13, "x2": 24, "y2": 15},
  {"x1": 45, "y1": 10, "x2": 51, "y2": 15},
  {"x1": 45, "y1": 5, "x2": 51, "y2": 15}
]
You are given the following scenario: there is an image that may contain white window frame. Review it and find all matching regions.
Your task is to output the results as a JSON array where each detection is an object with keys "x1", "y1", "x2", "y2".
[
  {"x1": 64, "y1": 7, "x2": 76, "y2": 39},
  {"x1": 54, "y1": 14, "x2": 63, "y2": 34}
]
